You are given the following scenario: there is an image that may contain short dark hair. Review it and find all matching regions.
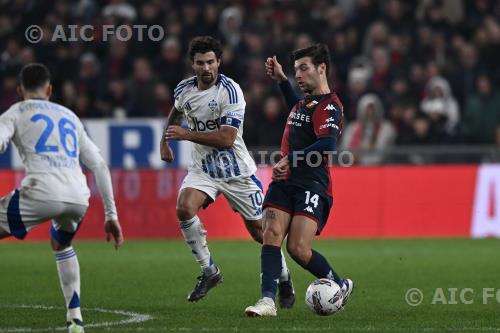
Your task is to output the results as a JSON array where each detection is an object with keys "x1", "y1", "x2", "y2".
[
  {"x1": 19, "y1": 63, "x2": 51, "y2": 91},
  {"x1": 291, "y1": 44, "x2": 331, "y2": 74},
  {"x1": 188, "y1": 36, "x2": 223, "y2": 61}
]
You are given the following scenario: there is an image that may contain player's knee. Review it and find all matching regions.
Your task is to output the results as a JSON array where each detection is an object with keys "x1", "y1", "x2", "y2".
[
  {"x1": 263, "y1": 224, "x2": 282, "y2": 245},
  {"x1": 286, "y1": 240, "x2": 310, "y2": 265},
  {"x1": 176, "y1": 202, "x2": 197, "y2": 221},
  {"x1": 51, "y1": 238, "x2": 72, "y2": 251}
]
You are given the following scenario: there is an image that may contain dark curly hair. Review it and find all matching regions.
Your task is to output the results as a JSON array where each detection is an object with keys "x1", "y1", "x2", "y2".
[{"x1": 188, "y1": 36, "x2": 223, "y2": 61}]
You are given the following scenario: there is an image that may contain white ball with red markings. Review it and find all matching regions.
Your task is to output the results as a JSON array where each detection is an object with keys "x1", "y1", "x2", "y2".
[{"x1": 305, "y1": 278, "x2": 343, "y2": 316}]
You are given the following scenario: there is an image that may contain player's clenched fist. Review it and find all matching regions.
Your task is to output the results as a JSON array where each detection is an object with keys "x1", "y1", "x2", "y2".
[{"x1": 265, "y1": 56, "x2": 287, "y2": 82}]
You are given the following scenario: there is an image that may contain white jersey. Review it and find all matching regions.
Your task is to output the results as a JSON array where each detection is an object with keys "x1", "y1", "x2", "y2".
[
  {"x1": 174, "y1": 74, "x2": 256, "y2": 180},
  {"x1": 0, "y1": 99, "x2": 117, "y2": 220}
]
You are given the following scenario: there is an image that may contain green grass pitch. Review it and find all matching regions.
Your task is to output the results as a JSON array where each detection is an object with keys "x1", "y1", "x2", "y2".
[{"x1": 1, "y1": 239, "x2": 499, "y2": 332}]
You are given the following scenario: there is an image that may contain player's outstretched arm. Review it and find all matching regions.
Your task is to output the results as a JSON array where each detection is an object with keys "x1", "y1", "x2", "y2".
[
  {"x1": 265, "y1": 56, "x2": 300, "y2": 110},
  {"x1": 161, "y1": 107, "x2": 184, "y2": 162}
]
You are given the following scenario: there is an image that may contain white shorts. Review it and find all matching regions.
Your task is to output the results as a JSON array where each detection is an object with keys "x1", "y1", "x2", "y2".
[
  {"x1": 0, "y1": 189, "x2": 87, "y2": 243},
  {"x1": 180, "y1": 172, "x2": 264, "y2": 220}
]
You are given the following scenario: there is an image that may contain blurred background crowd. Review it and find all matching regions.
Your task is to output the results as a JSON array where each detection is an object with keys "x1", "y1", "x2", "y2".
[{"x1": 1, "y1": 0, "x2": 500, "y2": 157}]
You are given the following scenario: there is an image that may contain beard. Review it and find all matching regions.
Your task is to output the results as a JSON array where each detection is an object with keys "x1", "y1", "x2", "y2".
[
  {"x1": 300, "y1": 83, "x2": 313, "y2": 94},
  {"x1": 200, "y1": 72, "x2": 214, "y2": 84}
]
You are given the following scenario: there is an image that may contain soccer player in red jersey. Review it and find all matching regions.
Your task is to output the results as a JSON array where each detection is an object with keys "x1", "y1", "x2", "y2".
[{"x1": 245, "y1": 44, "x2": 354, "y2": 316}]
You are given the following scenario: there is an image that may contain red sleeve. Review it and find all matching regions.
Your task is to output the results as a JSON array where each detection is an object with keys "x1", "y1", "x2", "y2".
[{"x1": 312, "y1": 96, "x2": 344, "y2": 139}]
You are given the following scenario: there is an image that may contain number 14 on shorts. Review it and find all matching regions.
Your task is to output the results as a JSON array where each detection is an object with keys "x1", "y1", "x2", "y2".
[{"x1": 304, "y1": 191, "x2": 319, "y2": 208}]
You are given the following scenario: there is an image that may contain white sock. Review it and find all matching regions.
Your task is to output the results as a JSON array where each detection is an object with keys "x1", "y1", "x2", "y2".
[
  {"x1": 180, "y1": 216, "x2": 217, "y2": 275},
  {"x1": 54, "y1": 247, "x2": 82, "y2": 322},
  {"x1": 279, "y1": 249, "x2": 290, "y2": 282}
]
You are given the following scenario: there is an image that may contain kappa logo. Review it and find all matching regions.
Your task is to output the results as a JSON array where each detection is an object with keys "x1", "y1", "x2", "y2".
[
  {"x1": 304, "y1": 206, "x2": 314, "y2": 213},
  {"x1": 325, "y1": 104, "x2": 336, "y2": 111},
  {"x1": 184, "y1": 102, "x2": 192, "y2": 111},
  {"x1": 208, "y1": 99, "x2": 218, "y2": 111}
]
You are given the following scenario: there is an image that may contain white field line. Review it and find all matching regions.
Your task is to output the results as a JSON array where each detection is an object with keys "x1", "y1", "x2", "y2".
[{"x1": 0, "y1": 304, "x2": 153, "y2": 332}]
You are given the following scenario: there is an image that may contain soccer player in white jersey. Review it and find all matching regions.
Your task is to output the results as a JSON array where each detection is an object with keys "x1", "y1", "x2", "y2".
[
  {"x1": 0, "y1": 63, "x2": 123, "y2": 333},
  {"x1": 160, "y1": 36, "x2": 295, "y2": 307}
]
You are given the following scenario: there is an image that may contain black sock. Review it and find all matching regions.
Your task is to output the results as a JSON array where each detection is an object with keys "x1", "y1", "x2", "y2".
[
  {"x1": 261, "y1": 245, "x2": 282, "y2": 300},
  {"x1": 304, "y1": 249, "x2": 341, "y2": 284}
]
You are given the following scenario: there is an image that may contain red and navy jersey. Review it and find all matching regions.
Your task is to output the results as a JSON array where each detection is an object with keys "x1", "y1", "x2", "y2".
[{"x1": 280, "y1": 92, "x2": 344, "y2": 198}]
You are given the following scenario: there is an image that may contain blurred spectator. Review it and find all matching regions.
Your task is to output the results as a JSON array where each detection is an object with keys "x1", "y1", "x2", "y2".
[
  {"x1": 340, "y1": 94, "x2": 396, "y2": 165},
  {"x1": 370, "y1": 46, "x2": 392, "y2": 99},
  {"x1": 253, "y1": 96, "x2": 287, "y2": 146},
  {"x1": 0, "y1": 76, "x2": 17, "y2": 112},
  {"x1": 76, "y1": 53, "x2": 102, "y2": 117},
  {"x1": 219, "y1": 6, "x2": 243, "y2": 48},
  {"x1": 345, "y1": 67, "x2": 371, "y2": 121},
  {"x1": 154, "y1": 83, "x2": 173, "y2": 117},
  {"x1": 363, "y1": 21, "x2": 389, "y2": 55},
  {"x1": 102, "y1": 0, "x2": 137, "y2": 21},
  {"x1": 411, "y1": 113, "x2": 434, "y2": 145},
  {"x1": 463, "y1": 74, "x2": 500, "y2": 144},
  {"x1": 126, "y1": 58, "x2": 158, "y2": 117},
  {"x1": 156, "y1": 36, "x2": 186, "y2": 89},
  {"x1": 448, "y1": 43, "x2": 482, "y2": 107},
  {"x1": 61, "y1": 81, "x2": 77, "y2": 111},
  {"x1": 98, "y1": 79, "x2": 129, "y2": 118},
  {"x1": 420, "y1": 76, "x2": 460, "y2": 140}
]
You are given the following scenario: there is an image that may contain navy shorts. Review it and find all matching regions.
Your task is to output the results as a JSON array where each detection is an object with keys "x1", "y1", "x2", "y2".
[{"x1": 263, "y1": 181, "x2": 332, "y2": 235}]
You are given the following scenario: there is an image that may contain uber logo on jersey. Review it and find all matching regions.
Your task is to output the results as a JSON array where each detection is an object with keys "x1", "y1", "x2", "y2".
[
  {"x1": 188, "y1": 117, "x2": 220, "y2": 131},
  {"x1": 208, "y1": 99, "x2": 218, "y2": 111}
]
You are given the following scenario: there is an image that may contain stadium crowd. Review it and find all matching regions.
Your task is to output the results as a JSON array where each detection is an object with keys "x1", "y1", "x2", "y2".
[{"x1": 1, "y1": 0, "x2": 500, "y2": 151}]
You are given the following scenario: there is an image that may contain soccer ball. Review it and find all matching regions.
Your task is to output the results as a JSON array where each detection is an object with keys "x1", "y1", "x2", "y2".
[{"x1": 305, "y1": 278, "x2": 343, "y2": 316}]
